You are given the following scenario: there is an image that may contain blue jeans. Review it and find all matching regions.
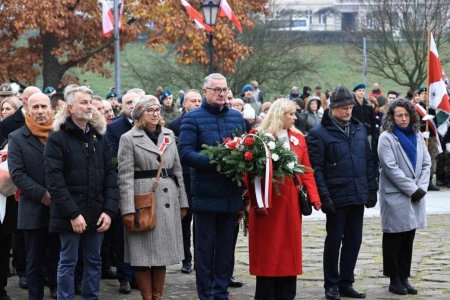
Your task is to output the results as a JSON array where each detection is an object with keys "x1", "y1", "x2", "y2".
[
  {"x1": 57, "y1": 232, "x2": 104, "y2": 300},
  {"x1": 194, "y1": 212, "x2": 236, "y2": 300}
]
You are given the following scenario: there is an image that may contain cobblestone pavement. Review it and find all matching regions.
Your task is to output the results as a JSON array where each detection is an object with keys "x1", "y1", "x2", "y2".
[{"x1": 6, "y1": 189, "x2": 450, "y2": 299}]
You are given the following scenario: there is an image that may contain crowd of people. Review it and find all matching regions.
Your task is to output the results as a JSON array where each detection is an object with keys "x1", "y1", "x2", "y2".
[{"x1": 0, "y1": 73, "x2": 448, "y2": 300}]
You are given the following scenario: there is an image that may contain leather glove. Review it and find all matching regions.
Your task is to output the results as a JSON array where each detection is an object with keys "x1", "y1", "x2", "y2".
[
  {"x1": 411, "y1": 188, "x2": 426, "y2": 203},
  {"x1": 123, "y1": 213, "x2": 135, "y2": 231},
  {"x1": 321, "y1": 197, "x2": 336, "y2": 215},
  {"x1": 365, "y1": 191, "x2": 378, "y2": 208}
]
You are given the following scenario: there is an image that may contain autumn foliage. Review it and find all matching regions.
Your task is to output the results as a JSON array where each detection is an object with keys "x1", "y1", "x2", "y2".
[{"x1": 0, "y1": 0, "x2": 268, "y2": 88}]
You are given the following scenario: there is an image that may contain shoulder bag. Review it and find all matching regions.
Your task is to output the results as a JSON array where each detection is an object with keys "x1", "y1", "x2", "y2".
[
  {"x1": 293, "y1": 176, "x2": 312, "y2": 216},
  {"x1": 128, "y1": 154, "x2": 165, "y2": 232}
]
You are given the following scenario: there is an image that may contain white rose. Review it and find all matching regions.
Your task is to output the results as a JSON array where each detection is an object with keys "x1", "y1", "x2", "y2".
[
  {"x1": 287, "y1": 161, "x2": 295, "y2": 169},
  {"x1": 267, "y1": 141, "x2": 276, "y2": 150},
  {"x1": 272, "y1": 153, "x2": 280, "y2": 161},
  {"x1": 265, "y1": 133, "x2": 275, "y2": 139}
]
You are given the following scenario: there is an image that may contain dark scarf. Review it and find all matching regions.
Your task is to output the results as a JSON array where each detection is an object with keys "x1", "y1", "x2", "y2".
[
  {"x1": 328, "y1": 110, "x2": 350, "y2": 137},
  {"x1": 144, "y1": 125, "x2": 162, "y2": 145},
  {"x1": 393, "y1": 124, "x2": 417, "y2": 169}
]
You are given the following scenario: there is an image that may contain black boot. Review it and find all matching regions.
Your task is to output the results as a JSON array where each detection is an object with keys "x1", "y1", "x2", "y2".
[
  {"x1": 389, "y1": 277, "x2": 407, "y2": 295},
  {"x1": 400, "y1": 278, "x2": 418, "y2": 295},
  {"x1": 428, "y1": 176, "x2": 440, "y2": 191}
]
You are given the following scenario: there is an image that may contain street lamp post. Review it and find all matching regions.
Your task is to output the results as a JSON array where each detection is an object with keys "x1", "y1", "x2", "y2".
[{"x1": 201, "y1": 0, "x2": 220, "y2": 74}]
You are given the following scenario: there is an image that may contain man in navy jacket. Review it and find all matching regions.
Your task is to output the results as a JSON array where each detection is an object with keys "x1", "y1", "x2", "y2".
[
  {"x1": 179, "y1": 73, "x2": 246, "y2": 300},
  {"x1": 308, "y1": 85, "x2": 378, "y2": 300}
]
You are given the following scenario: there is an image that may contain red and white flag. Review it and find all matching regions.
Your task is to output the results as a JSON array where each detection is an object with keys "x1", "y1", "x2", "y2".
[
  {"x1": 428, "y1": 33, "x2": 450, "y2": 137},
  {"x1": 181, "y1": 0, "x2": 214, "y2": 32},
  {"x1": 99, "y1": 0, "x2": 124, "y2": 38},
  {"x1": 219, "y1": 0, "x2": 242, "y2": 33},
  {"x1": 415, "y1": 104, "x2": 443, "y2": 153}
]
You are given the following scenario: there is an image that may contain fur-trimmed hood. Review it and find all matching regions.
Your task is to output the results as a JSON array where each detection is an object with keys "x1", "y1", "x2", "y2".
[{"x1": 52, "y1": 105, "x2": 107, "y2": 135}]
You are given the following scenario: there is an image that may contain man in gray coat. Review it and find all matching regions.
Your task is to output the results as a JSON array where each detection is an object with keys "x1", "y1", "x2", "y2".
[{"x1": 8, "y1": 93, "x2": 58, "y2": 300}]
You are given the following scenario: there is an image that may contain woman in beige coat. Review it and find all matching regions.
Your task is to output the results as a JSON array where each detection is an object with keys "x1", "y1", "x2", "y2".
[{"x1": 118, "y1": 96, "x2": 188, "y2": 300}]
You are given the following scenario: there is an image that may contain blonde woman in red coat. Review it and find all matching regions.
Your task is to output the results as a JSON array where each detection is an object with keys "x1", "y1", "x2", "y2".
[{"x1": 248, "y1": 98, "x2": 321, "y2": 300}]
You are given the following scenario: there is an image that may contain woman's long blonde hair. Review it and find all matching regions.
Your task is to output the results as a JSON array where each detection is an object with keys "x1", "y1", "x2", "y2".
[{"x1": 258, "y1": 98, "x2": 300, "y2": 137}]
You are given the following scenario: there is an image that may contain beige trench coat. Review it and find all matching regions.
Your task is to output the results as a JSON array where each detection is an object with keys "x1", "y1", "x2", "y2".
[{"x1": 118, "y1": 126, "x2": 188, "y2": 266}]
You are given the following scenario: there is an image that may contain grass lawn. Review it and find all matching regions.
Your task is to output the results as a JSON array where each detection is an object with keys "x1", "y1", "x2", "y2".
[{"x1": 69, "y1": 42, "x2": 449, "y2": 100}]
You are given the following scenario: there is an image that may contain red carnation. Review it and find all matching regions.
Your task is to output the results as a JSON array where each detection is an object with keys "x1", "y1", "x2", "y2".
[
  {"x1": 244, "y1": 137, "x2": 254, "y2": 146},
  {"x1": 244, "y1": 151, "x2": 253, "y2": 161},
  {"x1": 227, "y1": 141, "x2": 238, "y2": 150},
  {"x1": 249, "y1": 128, "x2": 258, "y2": 134},
  {"x1": 223, "y1": 137, "x2": 232, "y2": 143}
]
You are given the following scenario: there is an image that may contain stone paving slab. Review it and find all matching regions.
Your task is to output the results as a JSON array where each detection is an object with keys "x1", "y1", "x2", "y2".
[{"x1": 6, "y1": 207, "x2": 450, "y2": 299}]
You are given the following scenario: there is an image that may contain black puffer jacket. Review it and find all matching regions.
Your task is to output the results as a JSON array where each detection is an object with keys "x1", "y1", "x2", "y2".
[
  {"x1": 307, "y1": 110, "x2": 378, "y2": 208},
  {"x1": 44, "y1": 110, "x2": 118, "y2": 233}
]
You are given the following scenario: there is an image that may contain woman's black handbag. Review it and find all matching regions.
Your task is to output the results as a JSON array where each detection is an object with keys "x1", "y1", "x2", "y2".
[{"x1": 293, "y1": 176, "x2": 312, "y2": 216}]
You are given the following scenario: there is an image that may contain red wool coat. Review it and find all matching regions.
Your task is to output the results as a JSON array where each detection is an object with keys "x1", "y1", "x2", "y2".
[{"x1": 247, "y1": 130, "x2": 320, "y2": 277}]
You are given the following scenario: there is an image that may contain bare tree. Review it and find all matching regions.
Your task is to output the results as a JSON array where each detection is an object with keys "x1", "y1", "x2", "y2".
[{"x1": 356, "y1": 0, "x2": 450, "y2": 91}]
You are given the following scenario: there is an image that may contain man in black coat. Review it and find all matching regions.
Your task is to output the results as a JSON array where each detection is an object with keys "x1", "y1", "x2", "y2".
[
  {"x1": 308, "y1": 85, "x2": 378, "y2": 300},
  {"x1": 104, "y1": 90, "x2": 141, "y2": 293},
  {"x1": 8, "y1": 92, "x2": 59, "y2": 300},
  {"x1": 0, "y1": 86, "x2": 41, "y2": 293},
  {"x1": 167, "y1": 89, "x2": 202, "y2": 275},
  {"x1": 44, "y1": 85, "x2": 118, "y2": 300}
]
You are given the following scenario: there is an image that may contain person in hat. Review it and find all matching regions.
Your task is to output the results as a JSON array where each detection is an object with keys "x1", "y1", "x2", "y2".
[
  {"x1": 296, "y1": 96, "x2": 323, "y2": 134},
  {"x1": 415, "y1": 87, "x2": 441, "y2": 191},
  {"x1": 307, "y1": 85, "x2": 378, "y2": 300},
  {"x1": 0, "y1": 84, "x2": 14, "y2": 103},
  {"x1": 44, "y1": 86, "x2": 56, "y2": 98},
  {"x1": 159, "y1": 89, "x2": 179, "y2": 124},
  {"x1": 118, "y1": 96, "x2": 188, "y2": 300},
  {"x1": 241, "y1": 84, "x2": 261, "y2": 115}
]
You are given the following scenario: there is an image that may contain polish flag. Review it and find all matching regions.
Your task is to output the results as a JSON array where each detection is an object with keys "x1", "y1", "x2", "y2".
[
  {"x1": 99, "y1": 0, "x2": 125, "y2": 38},
  {"x1": 428, "y1": 33, "x2": 450, "y2": 137},
  {"x1": 219, "y1": 0, "x2": 242, "y2": 33},
  {"x1": 181, "y1": 0, "x2": 214, "y2": 32}
]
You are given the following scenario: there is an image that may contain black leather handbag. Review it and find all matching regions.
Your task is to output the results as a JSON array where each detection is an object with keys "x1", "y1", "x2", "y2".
[{"x1": 293, "y1": 176, "x2": 312, "y2": 216}]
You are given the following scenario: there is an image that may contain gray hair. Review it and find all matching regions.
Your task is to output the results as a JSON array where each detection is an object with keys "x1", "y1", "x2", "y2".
[
  {"x1": 127, "y1": 88, "x2": 146, "y2": 98},
  {"x1": 203, "y1": 73, "x2": 226, "y2": 88},
  {"x1": 64, "y1": 85, "x2": 93, "y2": 104}
]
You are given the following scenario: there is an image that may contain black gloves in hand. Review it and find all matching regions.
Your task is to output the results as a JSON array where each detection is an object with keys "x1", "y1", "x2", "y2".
[
  {"x1": 321, "y1": 197, "x2": 336, "y2": 215},
  {"x1": 365, "y1": 191, "x2": 378, "y2": 208},
  {"x1": 411, "y1": 188, "x2": 426, "y2": 203}
]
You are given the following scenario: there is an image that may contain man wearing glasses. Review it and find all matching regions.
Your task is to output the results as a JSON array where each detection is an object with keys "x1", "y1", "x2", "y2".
[{"x1": 179, "y1": 73, "x2": 246, "y2": 300}]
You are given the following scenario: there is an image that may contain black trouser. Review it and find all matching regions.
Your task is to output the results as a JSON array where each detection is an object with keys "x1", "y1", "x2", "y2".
[
  {"x1": 230, "y1": 214, "x2": 240, "y2": 278},
  {"x1": 0, "y1": 228, "x2": 12, "y2": 290},
  {"x1": 23, "y1": 229, "x2": 59, "y2": 300},
  {"x1": 13, "y1": 230, "x2": 26, "y2": 277},
  {"x1": 323, "y1": 205, "x2": 364, "y2": 289},
  {"x1": 113, "y1": 211, "x2": 134, "y2": 284},
  {"x1": 255, "y1": 276, "x2": 297, "y2": 300},
  {"x1": 181, "y1": 173, "x2": 193, "y2": 265},
  {"x1": 382, "y1": 230, "x2": 416, "y2": 278}
]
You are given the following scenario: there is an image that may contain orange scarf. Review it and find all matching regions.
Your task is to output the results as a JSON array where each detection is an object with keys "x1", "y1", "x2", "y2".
[{"x1": 25, "y1": 111, "x2": 54, "y2": 144}]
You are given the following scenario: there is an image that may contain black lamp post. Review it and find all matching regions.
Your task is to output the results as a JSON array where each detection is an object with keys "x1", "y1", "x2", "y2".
[{"x1": 201, "y1": 0, "x2": 220, "y2": 74}]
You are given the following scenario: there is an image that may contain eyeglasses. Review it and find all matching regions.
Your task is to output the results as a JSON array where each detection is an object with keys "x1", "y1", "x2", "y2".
[
  {"x1": 205, "y1": 87, "x2": 229, "y2": 94},
  {"x1": 145, "y1": 108, "x2": 161, "y2": 115},
  {"x1": 394, "y1": 113, "x2": 410, "y2": 119}
]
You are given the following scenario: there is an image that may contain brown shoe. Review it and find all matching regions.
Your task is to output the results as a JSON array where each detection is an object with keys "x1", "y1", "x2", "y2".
[{"x1": 119, "y1": 281, "x2": 131, "y2": 294}]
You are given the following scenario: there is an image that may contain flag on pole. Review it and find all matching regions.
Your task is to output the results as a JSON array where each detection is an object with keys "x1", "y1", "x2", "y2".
[
  {"x1": 181, "y1": 0, "x2": 214, "y2": 32},
  {"x1": 428, "y1": 33, "x2": 450, "y2": 137},
  {"x1": 415, "y1": 104, "x2": 443, "y2": 153},
  {"x1": 99, "y1": 0, "x2": 124, "y2": 38},
  {"x1": 219, "y1": 0, "x2": 242, "y2": 33}
]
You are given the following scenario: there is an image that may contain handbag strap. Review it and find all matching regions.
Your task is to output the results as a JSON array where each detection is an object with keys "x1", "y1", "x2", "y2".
[
  {"x1": 151, "y1": 153, "x2": 165, "y2": 192},
  {"x1": 292, "y1": 175, "x2": 301, "y2": 188}
]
